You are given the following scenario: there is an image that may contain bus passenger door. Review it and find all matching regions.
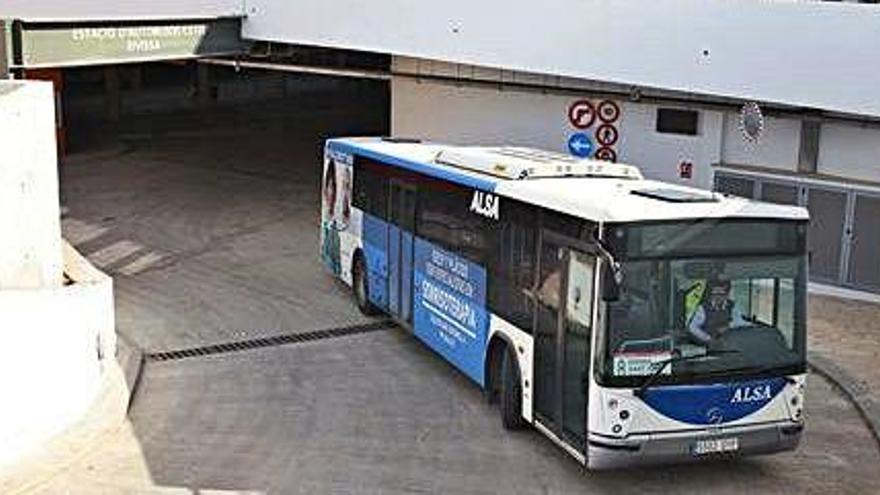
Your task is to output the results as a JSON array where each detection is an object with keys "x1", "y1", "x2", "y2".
[
  {"x1": 562, "y1": 250, "x2": 595, "y2": 450},
  {"x1": 533, "y1": 232, "x2": 595, "y2": 457},
  {"x1": 387, "y1": 180, "x2": 417, "y2": 323}
]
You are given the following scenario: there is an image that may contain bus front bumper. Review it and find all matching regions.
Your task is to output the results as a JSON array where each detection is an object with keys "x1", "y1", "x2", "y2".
[{"x1": 586, "y1": 421, "x2": 804, "y2": 470}]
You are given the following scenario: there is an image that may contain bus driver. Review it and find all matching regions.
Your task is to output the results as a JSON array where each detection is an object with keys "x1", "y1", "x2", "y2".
[{"x1": 687, "y1": 275, "x2": 748, "y2": 345}]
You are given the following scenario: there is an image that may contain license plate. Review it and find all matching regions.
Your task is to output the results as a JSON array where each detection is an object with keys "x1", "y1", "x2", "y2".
[{"x1": 692, "y1": 437, "x2": 739, "y2": 456}]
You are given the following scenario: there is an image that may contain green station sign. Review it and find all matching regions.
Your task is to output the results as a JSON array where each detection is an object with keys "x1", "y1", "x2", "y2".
[{"x1": 10, "y1": 18, "x2": 245, "y2": 68}]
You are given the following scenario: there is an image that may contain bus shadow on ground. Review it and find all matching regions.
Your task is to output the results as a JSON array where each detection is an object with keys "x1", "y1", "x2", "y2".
[{"x1": 121, "y1": 328, "x2": 878, "y2": 494}]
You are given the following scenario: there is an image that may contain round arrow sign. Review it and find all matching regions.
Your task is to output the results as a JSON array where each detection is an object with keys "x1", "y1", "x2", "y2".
[
  {"x1": 568, "y1": 100, "x2": 596, "y2": 129},
  {"x1": 567, "y1": 133, "x2": 594, "y2": 158}
]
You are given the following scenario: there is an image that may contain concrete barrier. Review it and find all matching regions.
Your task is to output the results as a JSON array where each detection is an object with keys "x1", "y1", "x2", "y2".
[{"x1": 0, "y1": 240, "x2": 115, "y2": 468}]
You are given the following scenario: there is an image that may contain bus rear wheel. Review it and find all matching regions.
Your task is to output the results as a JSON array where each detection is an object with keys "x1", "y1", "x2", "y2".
[
  {"x1": 353, "y1": 254, "x2": 379, "y2": 316},
  {"x1": 500, "y1": 349, "x2": 525, "y2": 430}
]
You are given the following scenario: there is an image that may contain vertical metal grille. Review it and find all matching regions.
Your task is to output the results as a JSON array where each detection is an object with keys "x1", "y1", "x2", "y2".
[
  {"x1": 806, "y1": 188, "x2": 847, "y2": 283},
  {"x1": 714, "y1": 174, "x2": 755, "y2": 199},
  {"x1": 846, "y1": 194, "x2": 880, "y2": 291}
]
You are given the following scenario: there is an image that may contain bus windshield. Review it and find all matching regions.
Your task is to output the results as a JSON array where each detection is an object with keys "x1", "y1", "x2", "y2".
[{"x1": 600, "y1": 220, "x2": 808, "y2": 387}]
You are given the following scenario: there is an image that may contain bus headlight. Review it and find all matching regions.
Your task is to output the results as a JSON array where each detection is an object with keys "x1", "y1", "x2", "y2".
[{"x1": 786, "y1": 378, "x2": 806, "y2": 422}]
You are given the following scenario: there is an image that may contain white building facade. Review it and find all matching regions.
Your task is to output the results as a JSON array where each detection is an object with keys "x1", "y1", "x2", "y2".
[{"x1": 390, "y1": 56, "x2": 880, "y2": 294}]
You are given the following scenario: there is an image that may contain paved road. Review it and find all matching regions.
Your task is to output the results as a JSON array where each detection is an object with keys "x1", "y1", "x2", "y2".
[
  {"x1": 33, "y1": 329, "x2": 880, "y2": 494},
  {"x1": 60, "y1": 97, "x2": 385, "y2": 353},
  {"x1": 45, "y1": 98, "x2": 880, "y2": 494}
]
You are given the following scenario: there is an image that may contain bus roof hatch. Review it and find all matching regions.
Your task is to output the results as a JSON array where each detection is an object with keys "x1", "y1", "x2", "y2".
[{"x1": 434, "y1": 146, "x2": 643, "y2": 181}]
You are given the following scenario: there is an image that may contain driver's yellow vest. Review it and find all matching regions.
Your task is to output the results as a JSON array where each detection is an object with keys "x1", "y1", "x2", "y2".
[{"x1": 684, "y1": 280, "x2": 707, "y2": 324}]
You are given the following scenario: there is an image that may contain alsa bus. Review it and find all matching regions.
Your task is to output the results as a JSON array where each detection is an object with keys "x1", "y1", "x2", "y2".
[{"x1": 319, "y1": 137, "x2": 807, "y2": 469}]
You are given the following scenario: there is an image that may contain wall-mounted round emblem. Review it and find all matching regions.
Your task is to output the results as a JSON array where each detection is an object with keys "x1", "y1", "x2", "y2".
[{"x1": 739, "y1": 101, "x2": 764, "y2": 143}]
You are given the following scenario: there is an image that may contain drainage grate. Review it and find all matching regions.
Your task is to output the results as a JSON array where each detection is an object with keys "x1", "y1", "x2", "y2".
[{"x1": 146, "y1": 320, "x2": 393, "y2": 362}]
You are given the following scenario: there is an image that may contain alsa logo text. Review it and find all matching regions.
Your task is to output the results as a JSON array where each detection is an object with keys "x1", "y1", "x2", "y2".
[
  {"x1": 730, "y1": 384, "x2": 772, "y2": 404},
  {"x1": 470, "y1": 191, "x2": 499, "y2": 220}
]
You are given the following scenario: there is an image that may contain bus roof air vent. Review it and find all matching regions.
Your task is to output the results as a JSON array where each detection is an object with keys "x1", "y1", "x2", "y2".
[
  {"x1": 631, "y1": 188, "x2": 719, "y2": 203},
  {"x1": 381, "y1": 136, "x2": 422, "y2": 143},
  {"x1": 434, "y1": 146, "x2": 643, "y2": 180}
]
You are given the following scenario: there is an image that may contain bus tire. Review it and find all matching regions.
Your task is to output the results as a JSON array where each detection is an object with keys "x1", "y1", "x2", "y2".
[
  {"x1": 500, "y1": 349, "x2": 525, "y2": 430},
  {"x1": 353, "y1": 253, "x2": 379, "y2": 316}
]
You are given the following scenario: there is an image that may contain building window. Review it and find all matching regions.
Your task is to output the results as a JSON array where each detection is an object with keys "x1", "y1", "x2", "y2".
[{"x1": 656, "y1": 108, "x2": 700, "y2": 136}]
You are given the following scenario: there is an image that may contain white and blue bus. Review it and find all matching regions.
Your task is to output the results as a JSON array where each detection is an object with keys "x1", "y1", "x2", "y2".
[{"x1": 319, "y1": 137, "x2": 808, "y2": 469}]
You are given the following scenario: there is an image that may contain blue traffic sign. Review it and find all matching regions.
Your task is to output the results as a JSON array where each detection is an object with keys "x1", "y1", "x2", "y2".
[{"x1": 567, "y1": 132, "x2": 594, "y2": 158}]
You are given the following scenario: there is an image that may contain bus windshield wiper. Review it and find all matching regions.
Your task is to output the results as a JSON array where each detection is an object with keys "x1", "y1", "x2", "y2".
[
  {"x1": 688, "y1": 363, "x2": 799, "y2": 384},
  {"x1": 633, "y1": 348, "x2": 741, "y2": 399}
]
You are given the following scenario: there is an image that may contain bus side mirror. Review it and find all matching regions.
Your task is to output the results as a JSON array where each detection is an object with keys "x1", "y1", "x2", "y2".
[{"x1": 602, "y1": 263, "x2": 621, "y2": 302}]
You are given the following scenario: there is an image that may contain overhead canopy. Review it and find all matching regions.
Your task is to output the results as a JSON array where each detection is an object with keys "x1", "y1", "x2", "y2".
[{"x1": 242, "y1": 0, "x2": 880, "y2": 119}]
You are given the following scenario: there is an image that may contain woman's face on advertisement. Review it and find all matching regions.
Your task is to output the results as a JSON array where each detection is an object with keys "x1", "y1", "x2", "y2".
[{"x1": 323, "y1": 168, "x2": 336, "y2": 213}]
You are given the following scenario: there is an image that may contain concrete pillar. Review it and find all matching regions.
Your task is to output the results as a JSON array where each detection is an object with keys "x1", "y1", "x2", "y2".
[
  {"x1": 798, "y1": 119, "x2": 820, "y2": 174},
  {"x1": 0, "y1": 81, "x2": 63, "y2": 289},
  {"x1": 197, "y1": 63, "x2": 211, "y2": 108},
  {"x1": 129, "y1": 65, "x2": 143, "y2": 91},
  {"x1": 0, "y1": 20, "x2": 9, "y2": 79},
  {"x1": 103, "y1": 66, "x2": 120, "y2": 123}
]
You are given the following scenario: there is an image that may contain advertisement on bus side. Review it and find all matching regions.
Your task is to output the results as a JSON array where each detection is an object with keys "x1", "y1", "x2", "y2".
[{"x1": 412, "y1": 238, "x2": 489, "y2": 384}]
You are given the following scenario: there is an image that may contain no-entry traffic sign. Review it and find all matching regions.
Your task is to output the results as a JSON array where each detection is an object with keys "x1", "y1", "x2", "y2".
[
  {"x1": 596, "y1": 124, "x2": 619, "y2": 147},
  {"x1": 568, "y1": 100, "x2": 596, "y2": 129},
  {"x1": 598, "y1": 100, "x2": 620, "y2": 123},
  {"x1": 595, "y1": 147, "x2": 617, "y2": 162}
]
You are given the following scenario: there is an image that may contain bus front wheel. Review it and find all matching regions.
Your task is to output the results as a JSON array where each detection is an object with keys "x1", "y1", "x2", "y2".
[
  {"x1": 500, "y1": 349, "x2": 525, "y2": 430},
  {"x1": 353, "y1": 254, "x2": 379, "y2": 316}
]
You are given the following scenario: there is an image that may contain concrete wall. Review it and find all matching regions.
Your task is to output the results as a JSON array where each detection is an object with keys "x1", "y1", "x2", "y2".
[
  {"x1": 818, "y1": 123, "x2": 880, "y2": 183},
  {"x1": 0, "y1": 81, "x2": 62, "y2": 289},
  {"x1": 721, "y1": 113, "x2": 801, "y2": 172},
  {"x1": 392, "y1": 71, "x2": 880, "y2": 194},
  {"x1": 0, "y1": 80, "x2": 116, "y2": 469},
  {"x1": 391, "y1": 76, "x2": 722, "y2": 189},
  {"x1": 392, "y1": 77, "x2": 571, "y2": 152},
  {"x1": 0, "y1": 242, "x2": 115, "y2": 468},
  {"x1": 617, "y1": 102, "x2": 722, "y2": 190}
]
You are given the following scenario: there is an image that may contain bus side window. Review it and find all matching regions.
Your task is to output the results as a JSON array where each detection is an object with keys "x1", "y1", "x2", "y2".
[
  {"x1": 488, "y1": 202, "x2": 538, "y2": 334},
  {"x1": 775, "y1": 278, "x2": 796, "y2": 346},
  {"x1": 352, "y1": 156, "x2": 388, "y2": 220},
  {"x1": 749, "y1": 278, "x2": 777, "y2": 327},
  {"x1": 416, "y1": 180, "x2": 488, "y2": 264}
]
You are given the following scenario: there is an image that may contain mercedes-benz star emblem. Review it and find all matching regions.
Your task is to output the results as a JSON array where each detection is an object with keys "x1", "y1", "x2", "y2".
[{"x1": 706, "y1": 407, "x2": 724, "y2": 425}]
